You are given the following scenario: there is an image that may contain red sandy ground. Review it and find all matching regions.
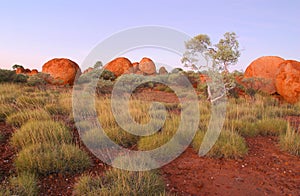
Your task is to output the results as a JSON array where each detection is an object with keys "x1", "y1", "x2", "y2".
[{"x1": 0, "y1": 90, "x2": 300, "y2": 195}]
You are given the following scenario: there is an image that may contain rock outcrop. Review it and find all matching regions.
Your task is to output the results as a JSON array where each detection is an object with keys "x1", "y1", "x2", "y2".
[
  {"x1": 83, "y1": 67, "x2": 94, "y2": 74},
  {"x1": 138, "y1": 57, "x2": 156, "y2": 75},
  {"x1": 275, "y1": 60, "x2": 300, "y2": 103},
  {"x1": 158, "y1": 66, "x2": 168, "y2": 75},
  {"x1": 104, "y1": 57, "x2": 132, "y2": 77},
  {"x1": 244, "y1": 56, "x2": 285, "y2": 94},
  {"x1": 16, "y1": 67, "x2": 25, "y2": 74},
  {"x1": 42, "y1": 58, "x2": 81, "y2": 85},
  {"x1": 28, "y1": 69, "x2": 38, "y2": 76}
]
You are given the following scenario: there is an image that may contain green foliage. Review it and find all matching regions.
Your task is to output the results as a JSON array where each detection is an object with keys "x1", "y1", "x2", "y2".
[
  {"x1": 0, "y1": 69, "x2": 28, "y2": 83},
  {"x1": 11, "y1": 120, "x2": 73, "y2": 149},
  {"x1": 93, "y1": 61, "x2": 103, "y2": 69},
  {"x1": 12, "y1": 64, "x2": 24, "y2": 70},
  {"x1": 211, "y1": 32, "x2": 240, "y2": 72},
  {"x1": 15, "y1": 143, "x2": 91, "y2": 175},
  {"x1": 27, "y1": 74, "x2": 47, "y2": 86}
]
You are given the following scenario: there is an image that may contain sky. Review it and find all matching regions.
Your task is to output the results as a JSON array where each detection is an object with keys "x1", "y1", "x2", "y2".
[{"x1": 0, "y1": 0, "x2": 299, "y2": 72}]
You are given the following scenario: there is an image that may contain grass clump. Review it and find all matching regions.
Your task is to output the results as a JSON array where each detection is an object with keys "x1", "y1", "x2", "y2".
[
  {"x1": 11, "y1": 120, "x2": 73, "y2": 149},
  {"x1": 279, "y1": 124, "x2": 300, "y2": 156},
  {"x1": 15, "y1": 143, "x2": 91, "y2": 175},
  {"x1": 6, "y1": 109, "x2": 51, "y2": 128},
  {"x1": 0, "y1": 172, "x2": 39, "y2": 196},
  {"x1": 16, "y1": 95, "x2": 47, "y2": 109},
  {"x1": 0, "y1": 104, "x2": 16, "y2": 122},
  {"x1": 45, "y1": 103, "x2": 70, "y2": 115},
  {"x1": 192, "y1": 130, "x2": 248, "y2": 159},
  {"x1": 73, "y1": 169, "x2": 166, "y2": 196},
  {"x1": 256, "y1": 118, "x2": 288, "y2": 136}
]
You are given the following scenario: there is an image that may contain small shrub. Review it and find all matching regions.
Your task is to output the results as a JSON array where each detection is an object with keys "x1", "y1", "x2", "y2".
[
  {"x1": 256, "y1": 118, "x2": 288, "y2": 136},
  {"x1": 279, "y1": 124, "x2": 300, "y2": 156},
  {"x1": 6, "y1": 109, "x2": 51, "y2": 128},
  {"x1": 15, "y1": 143, "x2": 91, "y2": 175},
  {"x1": 73, "y1": 169, "x2": 166, "y2": 195},
  {"x1": 11, "y1": 120, "x2": 73, "y2": 149},
  {"x1": 7, "y1": 172, "x2": 39, "y2": 196},
  {"x1": 81, "y1": 128, "x2": 111, "y2": 149},
  {"x1": 192, "y1": 130, "x2": 248, "y2": 159},
  {"x1": 231, "y1": 120, "x2": 259, "y2": 137},
  {"x1": 0, "y1": 69, "x2": 28, "y2": 83},
  {"x1": 106, "y1": 127, "x2": 139, "y2": 148}
]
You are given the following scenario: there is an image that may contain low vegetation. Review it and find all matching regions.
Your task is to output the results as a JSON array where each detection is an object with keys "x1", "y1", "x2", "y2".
[
  {"x1": 0, "y1": 172, "x2": 39, "y2": 196},
  {"x1": 15, "y1": 143, "x2": 91, "y2": 175},
  {"x1": 11, "y1": 120, "x2": 73, "y2": 149},
  {"x1": 280, "y1": 124, "x2": 300, "y2": 156}
]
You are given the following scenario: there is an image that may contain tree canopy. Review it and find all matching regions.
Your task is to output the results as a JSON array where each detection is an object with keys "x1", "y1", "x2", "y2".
[{"x1": 182, "y1": 32, "x2": 240, "y2": 72}]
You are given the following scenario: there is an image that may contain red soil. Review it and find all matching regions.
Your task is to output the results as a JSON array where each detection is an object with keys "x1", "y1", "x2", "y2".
[{"x1": 162, "y1": 136, "x2": 300, "y2": 195}]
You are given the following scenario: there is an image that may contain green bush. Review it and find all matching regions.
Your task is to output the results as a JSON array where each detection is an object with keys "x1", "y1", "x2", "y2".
[
  {"x1": 192, "y1": 130, "x2": 248, "y2": 159},
  {"x1": 11, "y1": 120, "x2": 73, "y2": 149},
  {"x1": 6, "y1": 109, "x2": 51, "y2": 128},
  {"x1": 0, "y1": 69, "x2": 28, "y2": 83},
  {"x1": 15, "y1": 143, "x2": 91, "y2": 175},
  {"x1": 26, "y1": 74, "x2": 47, "y2": 86}
]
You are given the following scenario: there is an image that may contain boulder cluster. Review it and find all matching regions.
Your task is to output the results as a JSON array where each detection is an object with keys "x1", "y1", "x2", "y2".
[
  {"x1": 104, "y1": 57, "x2": 159, "y2": 76},
  {"x1": 14, "y1": 55, "x2": 300, "y2": 103},
  {"x1": 15, "y1": 67, "x2": 38, "y2": 76},
  {"x1": 244, "y1": 56, "x2": 300, "y2": 103},
  {"x1": 15, "y1": 57, "x2": 167, "y2": 86}
]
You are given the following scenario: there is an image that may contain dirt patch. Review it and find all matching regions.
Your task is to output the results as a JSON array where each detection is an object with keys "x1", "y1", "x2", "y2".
[
  {"x1": 0, "y1": 122, "x2": 16, "y2": 182},
  {"x1": 161, "y1": 136, "x2": 300, "y2": 195}
]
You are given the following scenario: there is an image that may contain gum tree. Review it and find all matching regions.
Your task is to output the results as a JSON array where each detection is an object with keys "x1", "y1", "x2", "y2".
[{"x1": 182, "y1": 32, "x2": 241, "y2": 102}]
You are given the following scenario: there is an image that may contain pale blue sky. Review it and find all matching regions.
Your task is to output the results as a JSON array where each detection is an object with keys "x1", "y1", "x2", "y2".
[{"x1": 0, "y1": 0, "x2": 299, "y2": 71}]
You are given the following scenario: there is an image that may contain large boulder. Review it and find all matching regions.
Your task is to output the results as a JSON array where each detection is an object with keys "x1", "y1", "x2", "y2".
[
  {"x1": 132, "y1": 62, "x2": 139, "y2": 73},
  {"x1": 16, "y1": 67, "x2": 25, "y2": 74},
  {"x1": 139, "y1": 57, "x2": 156, "y2": 75},
  {"x1": 28, "y1": 69, "x2": 38, "y2": 76},
  {"x1": 42, "y1": 58, "x2": 81, "y2": 85},
  {"x1": 104, "y1": 57, "x2": 132, "y2": 77},
  {"x1": 275, "y1": 60, "x2": 300, "y2": 103},
  {"x1": 244, "y1": 56, "x2": 285, "y2": 94}
]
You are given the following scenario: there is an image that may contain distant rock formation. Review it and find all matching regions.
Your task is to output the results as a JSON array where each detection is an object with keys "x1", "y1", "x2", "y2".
[
  {"x1": 138, "y1": 57, "x2": 156, "y2": 75},
  {"x1": 158, "y1": 66, "x2": 168, "y2": 75},
  {"x1": 276, "y1": 60, "x2": 300, "y2": 103},
  {"x1": 83, "y1": 67, "x2": 94, "y2": 74},
  {"x1": 16, "y1": 67, "x2": 26, "y2": 74},
  {"x1": 42, "y1": 58, "x2": 81, "y2": 85},
  {"x1": 28, "y1": 69, "x2": 38, "y2": 76},
  {"x1": 104, "y1": 57, "x2": 132, "y2": 77},
  {"x1": 15, "y1": 67, "x2": 38, "y2": 76},
  {"x1": 244, "y1": 56, "x2": 285, "y2": 94}
]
